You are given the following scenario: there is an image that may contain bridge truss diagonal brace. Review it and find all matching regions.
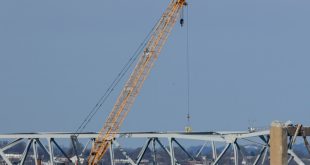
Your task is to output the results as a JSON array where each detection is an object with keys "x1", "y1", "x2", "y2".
[
  {"x1": 0, "y1": 138, "x2": 25, "y2": 165},
  {"x1": 195, "y1": 142, "x2": 206, "y2": 158},
  {"x1": 212, "y1": 143, "x2": 231, "y2": 165},
  {"x1": 172, "y1": 138, "x2": 195, "y2": 161},
  {"x1": 113, "y1": 140, "x2": 136, "y2": 165},
  {"x1": 20, "y1": 139, "x2": 33, "y2": 165},
  {"x1": 288, "y1": 149, "x2": 305, "y2": 165},
  {"x1": 136, "y1": 138, "x2": 152, "y2": 165},
  {"x1": 47, "y1": 138, "x2": 55, "y2": 165},
  {"x1": 1, "y1": 138, "x2": 24, "y2": 152},
  {"x1": 0, "y1": 148, "x2": 12, "y2": 165},
  {"x1": 35, "y1": 138, "x2": 50, "y2": 156},
  {"x1": 70, "y1": 135, "x2": 81, "y2": 165},
  {"x1": 51, "y1": 139, "x2": 72, "y2": 163},
  {"x1": 168, "y1": 138, "x2": 175, "y2": 165},
  {"x1": 109, "y1": 141, "x2": 115, "y2": 165},
  {"x1": 232, "y1": 142, "x2": 239, "y2": 165},
  {"x1": 253, "y1": 135, "x2": 270, "y2": 165},
  {"x1": 151, "y1": 138, "x2": 157, "y2": 165},
  {"x1": 32, "y1": 140, "x2": 38, "y2": 165}
]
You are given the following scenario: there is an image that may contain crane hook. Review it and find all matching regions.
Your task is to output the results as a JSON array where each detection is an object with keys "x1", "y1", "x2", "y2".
[{"x1": 180, "y1": 2, "x2": 187, "y2": 27}]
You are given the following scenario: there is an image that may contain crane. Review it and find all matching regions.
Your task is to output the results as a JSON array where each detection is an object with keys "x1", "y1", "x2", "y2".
[{"x1": 88, "y1": 0, "x2": 187, "y2": 164}]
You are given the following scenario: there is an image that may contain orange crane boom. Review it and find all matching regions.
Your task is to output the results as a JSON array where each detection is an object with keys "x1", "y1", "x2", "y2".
[{"x1": 88, "y1": 0, "x2": 186, "y2": 164}]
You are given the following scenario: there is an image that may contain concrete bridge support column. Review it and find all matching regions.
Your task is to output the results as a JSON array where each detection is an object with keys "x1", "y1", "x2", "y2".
[{"x1": 270, "y1": 121, "x2": 288, "y2": 165}]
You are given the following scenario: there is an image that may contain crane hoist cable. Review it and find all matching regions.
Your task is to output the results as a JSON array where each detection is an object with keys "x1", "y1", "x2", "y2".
[
  {"x1": 74, "y1": 17, "x2": 161, "y2": 136},
  {"x1": 88, "y1": 0, "x2": 187, "y2": 164},
  {"x1": 184, "y1": 4, "x2": 192, "y2": 133}
]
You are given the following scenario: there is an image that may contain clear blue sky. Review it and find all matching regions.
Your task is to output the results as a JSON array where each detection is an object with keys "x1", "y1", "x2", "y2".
[{"x1": 0, "y1": 0, "x2": 309, "y2": 133}]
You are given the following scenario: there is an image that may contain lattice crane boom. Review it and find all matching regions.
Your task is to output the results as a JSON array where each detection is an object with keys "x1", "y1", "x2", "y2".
[{"x1": 88, "y1": 0, "x2": 186, "y2": 164}]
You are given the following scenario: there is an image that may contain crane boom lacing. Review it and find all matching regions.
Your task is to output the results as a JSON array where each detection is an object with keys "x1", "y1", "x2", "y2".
[{"x1": 88, "y1": 1, "x2": 186, "y2": 164}]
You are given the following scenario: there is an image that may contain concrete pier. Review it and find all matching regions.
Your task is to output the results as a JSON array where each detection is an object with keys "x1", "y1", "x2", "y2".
[{"x1": 270, "y1": 121, "x2": 288, "y2": 165}]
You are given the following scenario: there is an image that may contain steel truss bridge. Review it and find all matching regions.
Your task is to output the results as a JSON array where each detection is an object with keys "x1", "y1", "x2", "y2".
[{"x1": 0, "y1": 129, "x2": 308, "y2": 165}]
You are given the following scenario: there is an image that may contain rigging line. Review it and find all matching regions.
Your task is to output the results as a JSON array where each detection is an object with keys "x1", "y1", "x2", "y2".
[
  {"x1": 74, "y1": 18, "x2": 161, "y2": 135},
  {"x1": 74, "y1": 46, "x2": 140, "y2": 134},
  {"x1": 76, "y1": 55, "x2": 136, "y2": 134},
  {"x1": 75, "y1": 42, "x2": 142, "y2": 133},
  {"x1": 186, "y1": 4, "x2": 191, "y2": 126},
  {"x1": 75, "y1": 42, "x2": 146, "y2": 135}
]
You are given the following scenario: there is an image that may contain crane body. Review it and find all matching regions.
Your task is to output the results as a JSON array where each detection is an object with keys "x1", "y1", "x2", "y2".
[{"x1": 88, "y1": 0, "x2": 186, "y2": 164}]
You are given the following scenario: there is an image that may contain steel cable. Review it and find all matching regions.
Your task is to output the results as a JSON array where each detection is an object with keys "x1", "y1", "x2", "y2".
[{"x1": 74, "y1": 18, "x2": 161, "y2": 136}]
